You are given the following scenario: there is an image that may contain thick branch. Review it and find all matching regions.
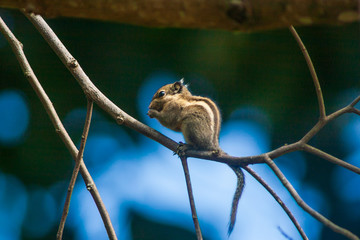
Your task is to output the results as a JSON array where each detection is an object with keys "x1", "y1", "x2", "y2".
[
  {"x1": 23, "y1": 11, "x2": 180, "y2": 153},
  {"x1": 0, "y1": 0, "x2": 359, "y2": 31}
]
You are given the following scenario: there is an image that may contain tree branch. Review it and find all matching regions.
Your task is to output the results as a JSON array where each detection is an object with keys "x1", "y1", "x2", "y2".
[
  {"x1": 327, "y1": 95, "x2": 360, "y2": 120},
  {"x1": 0, "y1": 17, "x2": 118, "y2": 240},
  {"x1": 351, "y1": 108, "x2": 360, "y2": 116},
  {"x1": 243, "y1": 166, "x2": 308, "y2": 240},
  {"x1": 180, "y1": 157, "x2": 203, "y2": 240},
  {"x1": 289, "y1": 25, "x2": 326, "y2": 121},
  {"x1": 22, "y1": 10, "x2": 180, "y2": 154},
  {"x1": 264, "y1": 155, "x2": 359, "y2": 240},
  {"x1": 0, "y1": 0, "x2": 359, "y2": 31},
  {"x1": 303, "y1": 144, "x2": 360, "y2": 175},
  {"x1": 57, "y1": 99, "x2": 93, "y2": 240}
]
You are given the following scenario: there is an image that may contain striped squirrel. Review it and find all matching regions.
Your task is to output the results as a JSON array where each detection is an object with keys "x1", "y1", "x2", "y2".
[{"x1": 147, "y1": 79, "x2": 245, "y2": 235}]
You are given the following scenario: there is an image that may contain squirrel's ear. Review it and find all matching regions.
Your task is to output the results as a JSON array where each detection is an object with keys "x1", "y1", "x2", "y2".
[
  {"x1": 171, "y1": 80, "x2": 183, "y2": 93},
  {"x1": 179, "y1": 78, "x2": 189, "y2": 88}
]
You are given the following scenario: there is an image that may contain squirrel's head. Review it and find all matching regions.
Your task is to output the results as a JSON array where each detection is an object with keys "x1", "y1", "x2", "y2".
[{"x1": 148, "y1": 79, "x2": 191, "y2": 112}]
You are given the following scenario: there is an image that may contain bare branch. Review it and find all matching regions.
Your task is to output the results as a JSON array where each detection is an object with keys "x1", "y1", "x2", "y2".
[
  {"x1": 350, "y1": 95, "x2": 360, "y2": 107},
  {"x1": 300, "y1": 121, "x2": 326, "y2": 144},
  {"x1": 264, "y1": 155, "x2": 359, "y2": 240},
  {"x1": 351, "y1": 108, "x2": 360, "y2": 116},
  {"x1": 299, "y1": 94, "x2": 360, "y2": 145},
  {"x1": 303, "y1": 144, "x2": 360, "y2": 175},
  {"x1": 1, "y1": 0, "x2": 360, "y2": 31},
  {"x1": 340, "y1": 94, "x2": 360, "y2": 116},
  {"x1": 0, "y1": 17, "x2": 118, "y2": 240},
  {"x1": 327, "y1": 96, "x2": 360, "y2": 121},
  {"x1": 182, "y1": 142, "x2": 302, "y2": 166},
  {"x1": 180, "y1": 157, "x2": 203, "y2": 240},
  {"x1": 22, "y1": 11, "x2": 179, "y2": 153},
  {"x1": 243, "y1": 166, "x2": 308, "y2": 240},
  {"x1": 289, "y1": 26, "x2": 326, "y2": 121},
  {"x1": 57, "y1": 99, "x2": 93, "y2": 240}
]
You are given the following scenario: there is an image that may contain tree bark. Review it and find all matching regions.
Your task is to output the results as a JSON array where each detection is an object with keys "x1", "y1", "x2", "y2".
[{"x1": 0, "y1": 0, "x2": 359, "y2": 31}]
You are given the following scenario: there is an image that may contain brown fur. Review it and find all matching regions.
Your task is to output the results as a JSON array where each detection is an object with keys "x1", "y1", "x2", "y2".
[
  {"x1": 148, "y1": 80, "x2": 220, "y2": 151},
  {"x1": 148, "y1": 80, "x2": 245, "y2": 235}
]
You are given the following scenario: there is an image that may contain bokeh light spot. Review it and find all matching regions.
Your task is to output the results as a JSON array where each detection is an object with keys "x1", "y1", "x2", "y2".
[
  {"x1": 341, "y1": 116, "x2": 360, "y2": 153},
  {"x1": 221, "y1": 120, "x2": 269, "y2": 156},
  {"x1": 0, "y1": 90, "x2": 29, "y2": 146},
  {"x1": 84, "y1": 134, "x2": 121, "y2": 167},
  {"x1": 332, "y1": 150, "x2": 360, "y2": 203},
  {"x1": 23, "y1": 187, "x2": 57, "y2": 238},
  {"x1": 0, "y1": 172, "x2": 27, "y2": 240}
]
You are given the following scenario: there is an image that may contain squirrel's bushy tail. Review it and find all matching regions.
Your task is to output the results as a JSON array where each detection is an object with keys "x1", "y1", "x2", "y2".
[{"x1": 228, "y1": 166, "x2": 245, "y2": 236}]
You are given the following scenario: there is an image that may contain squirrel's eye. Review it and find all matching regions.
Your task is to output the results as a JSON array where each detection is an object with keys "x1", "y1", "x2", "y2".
[{"x1": 158, "y1": 91, "x2": 165, "y2": 97}]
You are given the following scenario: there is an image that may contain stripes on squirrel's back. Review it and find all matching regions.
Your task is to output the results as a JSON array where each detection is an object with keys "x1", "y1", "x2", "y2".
[{"x1": 191, "y1": 95, "x2": 221, "y2": 147}]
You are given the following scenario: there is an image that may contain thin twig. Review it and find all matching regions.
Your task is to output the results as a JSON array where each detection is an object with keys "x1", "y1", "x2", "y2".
[
  {"x1": 352, "y1": 108, "x2": 360, "y2": 116},
  {"x1": 0, "y1": 16, "x2": 118, "y2": 240},
  {"x1": 303, "y1": 144, "x2": 360, "y2": 174},
  {"x1": 57, "y1": 99, "x2": 93, "y2": 240},
  {"x1": 349, "y1": 95, "x2": 360, "y2": 107},
  {"x1": 326, "y1": 95, "x2": 360, "y2": 121},
  {"x1": 243, "y1": 166, "x2": 308, "y2": 240},
  {"x1": 289, "y1": 25, "x2": 326, "y2": 121},
  {"x1": 299, "y1": 94, "x2": 360, "y2": 146},
  {"x1": 264, "y1": 155, "x2": 359, "y2": 240},
  {"x1": 278, "y1": 226, "x2": 294, "y2": 240},
  {"x1": 180, "y1": 157, "x2": 203, "y2": 240}
]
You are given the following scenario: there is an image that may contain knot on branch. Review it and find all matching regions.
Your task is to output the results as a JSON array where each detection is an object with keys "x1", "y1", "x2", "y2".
[
  {"x1": 116, "y1": 114, "x2": 125, "y2": 125},
  {"x1": 24, "y1": 70, "x2": 32, "y2": 79},
  {"x1": 86, "y1": 183, "x2": 94, "y2": 191},
  {"x1": 68, "y1": 58, "x2": 79, "y2": 69}
]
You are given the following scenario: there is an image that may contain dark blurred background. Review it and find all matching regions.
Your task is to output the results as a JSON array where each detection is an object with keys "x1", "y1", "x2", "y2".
[{"x1": 0, "y1": 8, "x2": 359, "y2": 240}]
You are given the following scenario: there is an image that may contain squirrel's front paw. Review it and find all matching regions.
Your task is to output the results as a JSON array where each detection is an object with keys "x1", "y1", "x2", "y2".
[{"x1": 147, "y1": 109, "x2": 157, "y2": 118}]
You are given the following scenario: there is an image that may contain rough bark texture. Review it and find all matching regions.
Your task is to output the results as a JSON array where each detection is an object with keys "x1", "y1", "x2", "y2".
[{"x1": 0, "y1": 0, "x2": 359, "y2": 31}]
